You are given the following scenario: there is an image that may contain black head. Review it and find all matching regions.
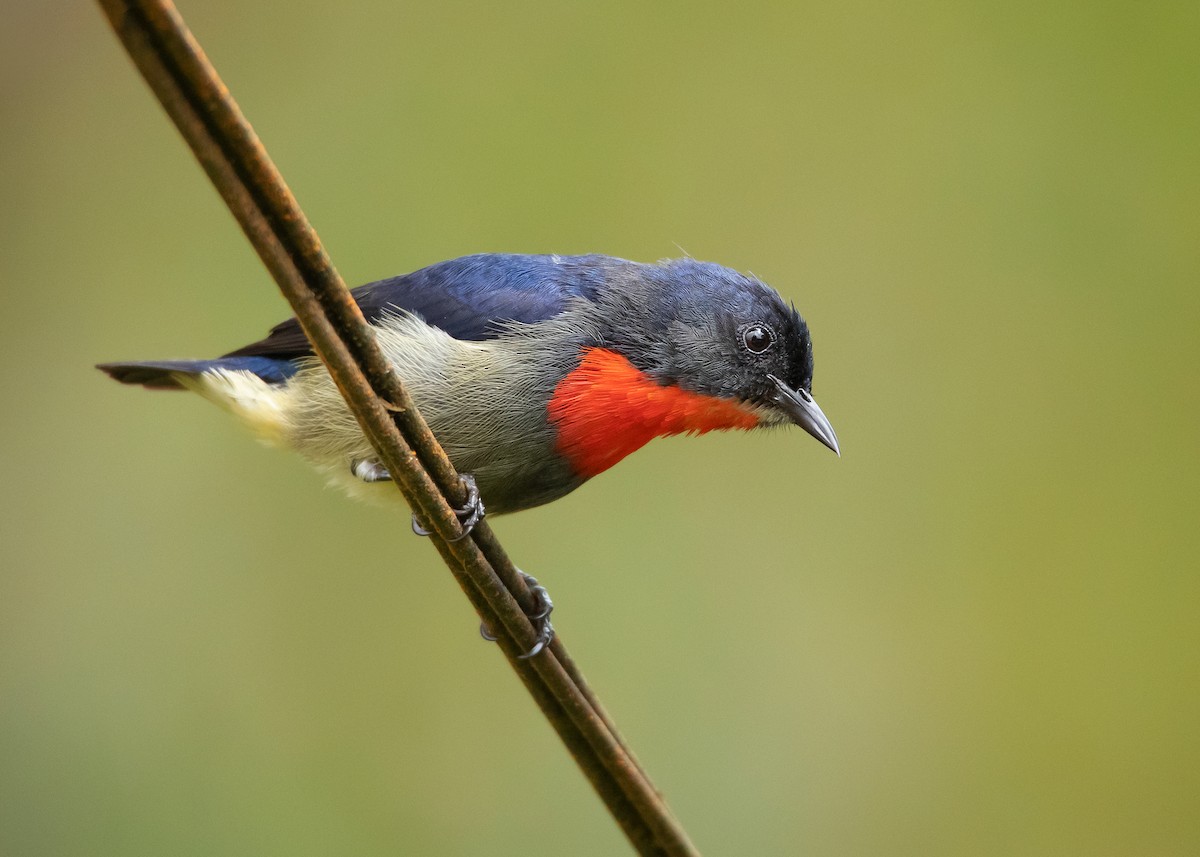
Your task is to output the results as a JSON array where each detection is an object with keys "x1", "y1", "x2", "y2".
[{"x1": 598, "y1": 258, "x2": 839, "y2": 453}]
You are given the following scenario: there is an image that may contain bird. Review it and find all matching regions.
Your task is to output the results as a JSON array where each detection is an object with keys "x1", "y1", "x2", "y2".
[{"x1": 99, "y1": 253, "x2": 839, "y2": 653}]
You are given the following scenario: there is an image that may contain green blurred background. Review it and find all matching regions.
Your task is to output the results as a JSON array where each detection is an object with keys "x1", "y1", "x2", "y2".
[{"x1": 2, "y1": 1, "x2": 1197, "y2": 854}]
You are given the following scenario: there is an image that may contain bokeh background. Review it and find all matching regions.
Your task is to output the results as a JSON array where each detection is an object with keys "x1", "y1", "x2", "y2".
[{"x1": 2, "y1": 1, "x2": 1197, "y2": 855}]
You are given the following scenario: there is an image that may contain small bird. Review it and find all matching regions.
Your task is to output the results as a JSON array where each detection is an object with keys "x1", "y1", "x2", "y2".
[
  {"x1": 99, "y1": 252, "x2": 838, "y2": 503},
  {"x1": 99, "y1": 253, "x2": 838, "y2": 651}
]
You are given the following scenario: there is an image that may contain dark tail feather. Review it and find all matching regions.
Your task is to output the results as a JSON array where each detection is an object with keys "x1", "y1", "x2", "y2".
[{"x1": 96, "y1": 357, "x2": 297, "y2": 390}]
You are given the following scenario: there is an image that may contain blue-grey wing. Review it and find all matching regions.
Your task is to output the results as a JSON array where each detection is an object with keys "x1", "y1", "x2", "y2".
[{"x1": 225, "y1": 253, "x2": 615, "y2": 360}]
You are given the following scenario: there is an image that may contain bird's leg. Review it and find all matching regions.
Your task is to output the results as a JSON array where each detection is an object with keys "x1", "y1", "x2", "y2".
[
  {"x1": 351, "y1": 458, "x2": 392, "y2": 483},
  {"x1": 410, "y1": 473, "x2": 485, "y2": 542},
  {"x1": 479, "y1": 570, "x2": 555, "y2": 659},
  {"x1": 353, "y1": 461, "x2": 485, "y2": 541},
  {"x1": 351, "y1": 457, "x2": 549, "y2": 656}
]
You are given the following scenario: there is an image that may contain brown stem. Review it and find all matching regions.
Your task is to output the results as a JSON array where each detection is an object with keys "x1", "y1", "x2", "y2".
[{"x1": 95, "y1": 2, "x2": 700, "y2": 854}]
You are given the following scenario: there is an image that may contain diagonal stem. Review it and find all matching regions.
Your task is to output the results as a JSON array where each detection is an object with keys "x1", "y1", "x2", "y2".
[{"x1": 95, "y1": 1, "x2": 699, "y2": 854}]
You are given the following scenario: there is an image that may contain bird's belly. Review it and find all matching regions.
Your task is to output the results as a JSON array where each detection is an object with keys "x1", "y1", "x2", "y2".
[{"x1": 284, "y1": 318, "x2": 589, "y2": 515}]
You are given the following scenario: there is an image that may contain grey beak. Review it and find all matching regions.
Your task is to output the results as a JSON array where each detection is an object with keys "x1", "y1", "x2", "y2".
[{"x1": 769, "y1": 375, "x2": 840, "y2": 456}]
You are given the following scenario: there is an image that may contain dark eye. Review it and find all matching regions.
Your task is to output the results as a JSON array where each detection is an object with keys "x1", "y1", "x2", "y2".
[{"x1": 741, "y1": 323, "x2": 775, "y2": 354}]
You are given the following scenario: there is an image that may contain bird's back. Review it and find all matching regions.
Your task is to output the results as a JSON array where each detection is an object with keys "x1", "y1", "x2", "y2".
[{"x1": 226, "y1": 253, "x2": 623, "y2": 360}]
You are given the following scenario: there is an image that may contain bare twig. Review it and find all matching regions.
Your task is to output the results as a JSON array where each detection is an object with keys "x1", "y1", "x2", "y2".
[{"x1": 96, "y1": 1, "x2": 699, "y2": 854}]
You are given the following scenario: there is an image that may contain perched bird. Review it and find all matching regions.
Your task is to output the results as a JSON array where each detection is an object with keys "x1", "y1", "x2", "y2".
[
  {"x1": 99, "y1": 253, "x2": 839, "y2": 651},
  {"x1": 99, "y1": 252, "x2": 838, "y2": 505}
]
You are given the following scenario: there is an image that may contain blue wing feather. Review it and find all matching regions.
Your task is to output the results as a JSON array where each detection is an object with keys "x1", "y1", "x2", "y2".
[{"x1": 226, "y1": 253, "x2": 614, "y2": 360}]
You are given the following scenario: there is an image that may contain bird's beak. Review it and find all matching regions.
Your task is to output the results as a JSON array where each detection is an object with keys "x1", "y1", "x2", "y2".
[{"x1": 769, "y1": 375, "x2": 840, "y2": 456}]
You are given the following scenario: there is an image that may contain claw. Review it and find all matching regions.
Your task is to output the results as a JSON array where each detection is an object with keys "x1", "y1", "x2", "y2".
[
  {"x1": 411, "y1": 473, "x2": 485, "y2": 541},
  {"x1": 478, "y1": 573, "x2": 552, "y2": 656},
  {"x1": 517, "y1": 618, "x2": 554, "y2": 659},
  {"x1": 473, "y1": 572, "x2": 556, "y2": 657},
  {"x1": 517, "y1": 572, "x2": 555, "y2": 658},
  {"x1": 521, "y1": 574, "x2": 554, "y2": 622},
  {"x1": 475, "y1": 571, "x2": 554, "y2": 657}
]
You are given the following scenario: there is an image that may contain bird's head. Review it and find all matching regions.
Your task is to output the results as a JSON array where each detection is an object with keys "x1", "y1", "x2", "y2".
[{"x1": 597, "y1": 258, "x2": 840, "y2": 455}]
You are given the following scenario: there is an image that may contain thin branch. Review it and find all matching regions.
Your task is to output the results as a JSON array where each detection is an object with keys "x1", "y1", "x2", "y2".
[{"x1": 95, "y1": 1, "x2": 699, "y2": 854}]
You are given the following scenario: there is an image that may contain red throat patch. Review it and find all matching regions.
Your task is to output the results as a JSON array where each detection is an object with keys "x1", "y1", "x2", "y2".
[{"x1": 547, "y1": 347, "x2": 760, "y2": 479}]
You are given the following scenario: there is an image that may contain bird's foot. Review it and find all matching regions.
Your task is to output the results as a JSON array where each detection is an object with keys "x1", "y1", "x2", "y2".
[
  {"x1": 411, "y1": 473, "x2": 485, "y2": 542},
  {"x1": 351, "y1": 458, "x2": 392, "y2": 483},
  {"x1": 480, "y1": 571, "x2": 555, "y2": 659}
]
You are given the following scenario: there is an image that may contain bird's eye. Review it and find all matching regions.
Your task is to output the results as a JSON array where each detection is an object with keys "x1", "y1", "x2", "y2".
[{"x1": 741, "y1": 323, "x2": 775, "y2": 354}]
